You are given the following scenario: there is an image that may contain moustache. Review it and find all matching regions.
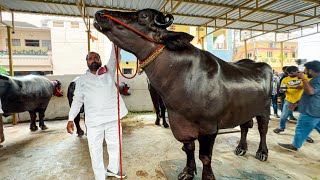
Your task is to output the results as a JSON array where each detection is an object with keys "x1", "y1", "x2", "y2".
[{"x1": 88, "y1": 62, "x2": 101, "y2": 70}]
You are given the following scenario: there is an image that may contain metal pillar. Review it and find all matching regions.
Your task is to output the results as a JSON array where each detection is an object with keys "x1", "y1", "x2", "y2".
[
  {"x1": 201, "y1": 37, "x2": 204, "y2": 50},
  {"x1": 87, "y1": 30, "x2": 91, "y2": 54},
  {"x1": 280, "y1": 42, "x2": 284, "y2": 69},
  {"x1": 7, "y1": 26, "x2": 17, "y2": 125},
  {"x1": 244, "y1": 40, "x2": 248, "y2": 59}
]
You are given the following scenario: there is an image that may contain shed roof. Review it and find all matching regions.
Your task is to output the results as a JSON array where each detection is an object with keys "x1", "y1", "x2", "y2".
[{"x1": 1, "y1": 0, "x2": 319, "y2": 36}]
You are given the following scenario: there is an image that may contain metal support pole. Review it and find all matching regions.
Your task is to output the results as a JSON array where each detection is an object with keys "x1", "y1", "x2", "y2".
[
  {"x1": 280, "y1": 42, "x2": 284, "y2": 69},
  {"x1": 7, "y1": 26, "x2": 17, "y2": 125},
  {"x1": 87, "y1": 30, "x2": 91, "y2": 54},
  {"x1": 244, "y1": 40, "x2": 248, "y2": 59},
  {"x1": 201, "y1": 37, "x2": 204, "y2": 50}
]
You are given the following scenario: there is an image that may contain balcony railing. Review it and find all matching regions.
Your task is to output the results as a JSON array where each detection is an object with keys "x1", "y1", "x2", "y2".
[{"x1": 0, "y1": 46, "x2": 49, "y2": 56}]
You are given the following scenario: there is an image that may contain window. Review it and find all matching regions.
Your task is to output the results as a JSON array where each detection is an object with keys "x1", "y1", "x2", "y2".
[
  {"x1": 122, "y1": 68, "x2": 133, "y2": 74},
  {"x1": 6, "y1": 39, "x2": 21, "y2": 47},
  {"x1": 212, "y1": 31, "x2": 227, "y2": 50},
  {"x1": 25, "y1": 39, "x2": 40, "y2": 47},
  {"x1": 267, "y1": 51, "x2": 273, "y2": 57},
  {"x1": 71, "y1": 22, "x2": 79, "y2": 28},
  {"x1": 247, "y1": 52, "x2": 252, "y2": 59},
  {"x1": 42, "y1": 40, "x2": 52, "y2": 50},
  {"x1": 53, "y1": 21, "x2": 64, "y2": 27},
  {"x1": 292, "y1": 52, "x2": 296, "y2": 58},
  {"x1": 41, "y1": 21, "x2": 48, "y2": 27},
  {"x1": 284, "y1": 52, "x2": 288, "y2": 58}
]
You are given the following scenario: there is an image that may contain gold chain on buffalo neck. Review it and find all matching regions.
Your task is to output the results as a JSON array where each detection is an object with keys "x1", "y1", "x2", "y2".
[{"x1": 138, "y1": 45, "x2": 165, "y2": 74}]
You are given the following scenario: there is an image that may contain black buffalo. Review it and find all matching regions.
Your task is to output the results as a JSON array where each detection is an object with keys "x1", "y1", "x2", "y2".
[
  {"x1": 147, "y1": 79, "x2": 168, "y2": 128},
  {"x1": 67, "y1": 77, "x2": 130, "y2": 136},
  {"x1": 0, "y1": 74, "x2": 63, "y2": 144},
  {"x1": 94, "y1": 9, "x2": 272, "y2": 180}
]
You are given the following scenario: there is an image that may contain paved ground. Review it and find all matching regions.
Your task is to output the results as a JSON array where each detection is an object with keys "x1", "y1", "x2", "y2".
[{"x1": 0, "y1": 112, "x2": 319, "y2": 180}]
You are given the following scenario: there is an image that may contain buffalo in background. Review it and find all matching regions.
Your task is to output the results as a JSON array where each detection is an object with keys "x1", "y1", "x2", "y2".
[
  {"x1": 147, "y1": 79, "x2": 169, "y2": 128},
  {"x1": 0, "y1": 74, "x2": 63, "y2": 144}
]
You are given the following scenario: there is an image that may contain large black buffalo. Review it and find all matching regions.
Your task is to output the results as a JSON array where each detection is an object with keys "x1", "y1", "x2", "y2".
[
  {"x1": 67, "y1": 77, "x2": 130, "y2": 136},
  {"x1": 0, "y1": 74, "x2": 63, "y2": 144},
  {"x1": 94, "y1": 9, "x2": 272, "y2": 180}
]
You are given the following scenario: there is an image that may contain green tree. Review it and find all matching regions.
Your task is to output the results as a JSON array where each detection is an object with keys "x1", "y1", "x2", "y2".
[{"x1": 0, "y1": 65, "x2": 9, "y2": 75}]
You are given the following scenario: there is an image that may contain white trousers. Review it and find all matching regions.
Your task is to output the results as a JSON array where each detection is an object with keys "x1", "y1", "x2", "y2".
[{"x1": 87, "y1": 120, "x2": 122, "y2": 180}]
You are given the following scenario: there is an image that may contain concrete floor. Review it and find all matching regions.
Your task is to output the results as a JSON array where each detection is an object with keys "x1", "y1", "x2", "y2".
[{"x1": 0, "y1": 113, "x2": 319, "y2": 180}]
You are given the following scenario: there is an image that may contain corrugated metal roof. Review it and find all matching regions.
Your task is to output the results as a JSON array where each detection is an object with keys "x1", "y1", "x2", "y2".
[{"x1": 1, "y1": 0, "x2": 319, "y2": 36}]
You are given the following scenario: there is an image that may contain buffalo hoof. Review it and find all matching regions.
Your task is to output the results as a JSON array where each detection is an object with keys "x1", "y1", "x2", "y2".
[
  {"x1": 155, "y1": 119, "x2": 160, "y2": 126},
  {"x1": 77, "y1": 129, "x2": 85, "y2": 136},
  {"x1": 202, "y1": 175, "x2": 216, "y2": 180},
  {"x1": 163, "y1": 123, "x2": 169, "y2": 128},
  {"x1": 30, "y1": 125, "x2": 38, "y2": 131},
  {"x1": 234, "y1": 147, "x2": 247, "y2": 156},
  {"x1": 256, "y1": 151, "x2": 268, "y2": 161},
  {"x1": 178, "y1": 172, "x2": 194, "y2": 180},
  {"x1": 40, "y1": 125, "x2": 48, "y2": 130},
  {"x1": 178, "y1": 167, "x2": 195, "y2": 180}
]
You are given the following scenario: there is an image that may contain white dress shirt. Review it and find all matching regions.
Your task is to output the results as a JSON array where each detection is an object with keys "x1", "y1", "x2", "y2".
[{"x1": 68, "y1": 48, "x2": 128, "y2": 127}]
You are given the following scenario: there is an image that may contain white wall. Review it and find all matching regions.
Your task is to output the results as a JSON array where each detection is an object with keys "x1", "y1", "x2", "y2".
[{"x1": 50, "y1": 20, "x2": 112, "y2": 75}]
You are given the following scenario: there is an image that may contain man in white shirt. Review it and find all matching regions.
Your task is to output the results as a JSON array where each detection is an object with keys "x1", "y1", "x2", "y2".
[
  {"x1": 0, "y1": 99, "x2": 4, "y2": 144},
  {"x1": 67, "y1": 47, "x2": 128, "y2": 180}
]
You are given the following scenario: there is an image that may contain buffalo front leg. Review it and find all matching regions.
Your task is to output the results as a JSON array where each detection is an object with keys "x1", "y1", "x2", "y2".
[
  {"x1": 74, "y1": 113, "x2": 84, "y2": 136},
  {"x1": 235, "y1": 119, "x2": 253, "y2": 156},
  {"x1": 256, "y1": 116, "x2": 269, "y2": 161},
  {"x1": 0, "y1": 115, "x2": 4, "y2": 143},
  {"x1": 29, "y1": 111, "x2": 38, "y2": 131},
  {"x1": 178, "y1": 142, "x2": 196, "y2": 180},
  {"x1": 199, "y1": 133, "x2": 218, "y2": 180},
  {"x1": 39, "y1": 110, "x2": 48, "y2": 130}
]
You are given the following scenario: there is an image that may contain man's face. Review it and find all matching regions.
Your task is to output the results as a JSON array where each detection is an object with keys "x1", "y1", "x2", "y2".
[
  {"x1": 288, "y1": 71, "x2": 297, "y2": 77},
  {"x1": 87, "y1": 52, "x2": 102, "y2": 71},
  {"x1": 304, "y1": 68, "x2": 314, "y2": 78}
]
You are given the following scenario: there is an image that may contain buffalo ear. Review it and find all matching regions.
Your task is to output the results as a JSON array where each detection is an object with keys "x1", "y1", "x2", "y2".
[
  {"x1": 0, "y1": 74, "x2": 9, "y2": 80},
  {"x1": 159, "y1": 31, "x2": 194, "y2": 50}
]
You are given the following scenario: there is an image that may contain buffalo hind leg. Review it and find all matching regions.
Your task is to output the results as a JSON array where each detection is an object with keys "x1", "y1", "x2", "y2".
[
  {"x1": 256, "y1": 115, "x2": 269, "y2": 161},
  {"x1": 234, "y1": 119, "x2": 253, "y2": 156},
  {"x1": 159, "y1": 98, "x2": 169, "y2": 128},
  {"x1": 0, "y1": 116, "x2": 4, "y2": 143},
  {"x1": 39, "y1": 110, "x2": 48, "y2": 130},
  {"x1": 29, "y1": 111, "x2": 38, "y2": 131},
  {"x1": 178, "y1": 142, "x2": 196, "y2": 180},
  {"x1": 199, "y1": 133, "x2": 218, "y2": 180},
  {"x1": 74, "y1": 113, "x2": 84, "y2": 136}
]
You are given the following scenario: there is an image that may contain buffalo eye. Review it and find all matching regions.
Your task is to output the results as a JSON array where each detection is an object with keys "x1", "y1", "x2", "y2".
[{"x1": 139, "y1": 13, "x2": 148, "y2": 19}]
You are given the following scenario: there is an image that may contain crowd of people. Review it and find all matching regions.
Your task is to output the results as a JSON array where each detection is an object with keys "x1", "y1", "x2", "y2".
[{"x1": 271, "y1": 62, "x2": 320, "y2": 151}]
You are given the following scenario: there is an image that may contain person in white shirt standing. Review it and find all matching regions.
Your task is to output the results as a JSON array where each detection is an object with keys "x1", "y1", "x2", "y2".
[{"x1": 67, "y1": 46, "x2": 128, "y2": 180}]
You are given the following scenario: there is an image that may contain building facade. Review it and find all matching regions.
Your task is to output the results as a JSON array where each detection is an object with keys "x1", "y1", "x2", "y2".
[
  {"x1": 232, "y1": 33, "x2": 298, "y2": 72},
  {"x1": 0, "y1": 21, "x2": 53, "y2": 75}
]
